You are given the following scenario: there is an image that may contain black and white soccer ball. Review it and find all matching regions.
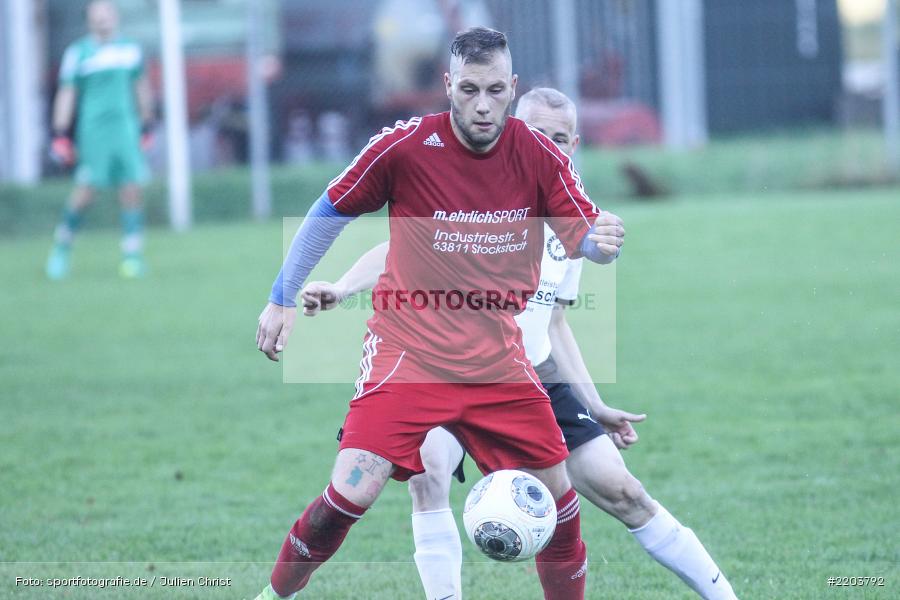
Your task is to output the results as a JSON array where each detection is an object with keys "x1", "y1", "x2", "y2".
[{"x1": 462, "y1": 469, "x2": 557, "y2": 561}]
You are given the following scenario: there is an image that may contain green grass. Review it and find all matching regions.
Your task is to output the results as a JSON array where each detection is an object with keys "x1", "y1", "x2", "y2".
[
  {"x1": 0, "y1": 164, "x2": 337, "y2": 237},
  {"x1": 586, "y1": 128, "x2": 893, "y2": 196},
  {"x1": 1, "y1": 128, "x2": 893, "y2": 237},
  {"x1": 1, "y1": 187, "x2": 898, "y2": 598}
]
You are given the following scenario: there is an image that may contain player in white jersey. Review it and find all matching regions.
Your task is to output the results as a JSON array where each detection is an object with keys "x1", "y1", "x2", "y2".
[{"x1": 301, "y1": 88, "x2": 737, "y2": 600}]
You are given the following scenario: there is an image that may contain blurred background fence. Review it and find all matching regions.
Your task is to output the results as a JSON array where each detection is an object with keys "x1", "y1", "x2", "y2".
[{"x1": 0, "y1": 0, "x2": 897, "y2": 233}]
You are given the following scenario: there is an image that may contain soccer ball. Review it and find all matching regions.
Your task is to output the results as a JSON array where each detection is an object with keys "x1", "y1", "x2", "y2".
[{"x1": 462, "y1": 469, "x2": 557, "y2": 561}]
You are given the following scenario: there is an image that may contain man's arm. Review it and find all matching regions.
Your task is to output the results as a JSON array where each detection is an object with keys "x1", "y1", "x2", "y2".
[
  {"x1": 50, "y1": 85, "x2": 78, "y2": 166},
  {"x1": 135, "y1": 76, "x2": 154, "y2": 127},
  {"x1": 135, "y1": 77, "x2": 155, "y2": 150},
  {"x1": 533, "y1": 129, "x2": 624, "y2": 262},
  {"x1": 54, "y1": 44, "x2": 81, "y2": 135},
  {"x1": 134, "y1": 75, "x2": 155, "y2": 137},
  {"x1": 52, "y1": 44, "x2": 81, "y2": 165},
  {"x1": 257, "y1": 194, "x2": 357, "y2": 361},
  {"x1": 130, "y1": 43, "x2": 154, "y2": 145},
  {"x1": 548, "y1": 307, "x2": 645, "y2": 448},
  {"x1": 301, "y1": 242, "x2": 388, "y2": 315},
  {"x1": 52, "y1": 85, "x2": 77, "y2": 134},
  {"x1": 258, "y1": 116, "x2": 409, "y2": 360}
]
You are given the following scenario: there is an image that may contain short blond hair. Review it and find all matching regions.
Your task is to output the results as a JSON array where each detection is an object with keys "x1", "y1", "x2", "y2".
[{"x1": 515, "y1": 87, "x2": 577, "y2": 129}]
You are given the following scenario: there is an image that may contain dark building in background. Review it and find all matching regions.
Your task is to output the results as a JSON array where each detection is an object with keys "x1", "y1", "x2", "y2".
[
  {"x1": 489, "y1": 0, "x2": 661, "y2": 145},
  {"x1": 492, "y1": 0, "x2": 844, "y2": 139},
  {"x1": 41, "y1": 0, "x2": 847, "y2": 167},
  {"x1": 274, "y1": 0, "x2": 377, "y2": 155},
  {"x1": 488, "y1": 0, "x2": 657, "y2": 108},
  {"x1": 704, "y1": 0, "x2": 843, "y2": 134}
]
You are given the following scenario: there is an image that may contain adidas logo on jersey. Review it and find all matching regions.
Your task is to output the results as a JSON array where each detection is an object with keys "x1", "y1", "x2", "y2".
[{"x1": 423, "y1": 132, "x2": 444, "y2": 147}]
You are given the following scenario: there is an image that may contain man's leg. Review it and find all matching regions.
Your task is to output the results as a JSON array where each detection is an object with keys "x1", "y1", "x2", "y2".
[
  {"x1": 408, "y1": 428, "x2": 464, "y2": 600},
  {"x1": 46, "y1": 185, "x2": 95, "y2": 279},
  {"x1": 523, "y1": 462, "x2": 588, "y2": 600},
  {"x1": 264, "y1": 448, "x2": 394, "y2": 599},
  {"x1": 453, "y1": 379, "x2": 586, "y2": 600},
  {"x1": 566, "y1": 436, "x2": 737, "y2": 599},
  {"x1": 117, "y1": 183, "x2": 145, "y2": 278}
]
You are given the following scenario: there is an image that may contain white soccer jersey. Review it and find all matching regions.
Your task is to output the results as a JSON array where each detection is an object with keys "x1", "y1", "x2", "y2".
[{"x1": 514, "y1": 223, "x2": 583, "y2": 366}]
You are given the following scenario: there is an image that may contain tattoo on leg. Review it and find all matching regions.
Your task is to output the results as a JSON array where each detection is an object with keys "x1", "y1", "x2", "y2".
[
  {"x1": 364, "y1": 480, "x2": 381, "y2": 500},
  {"x1": 345, "y1": 467, "x2": 363, "y2": 487},
  {"x1": 363, "y1": 455, "x2": 386, "y2": 476}
]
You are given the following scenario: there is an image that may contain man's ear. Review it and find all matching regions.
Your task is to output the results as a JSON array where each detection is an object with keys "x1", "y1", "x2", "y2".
[
  {"x1": 444, "y1": 72, "x2": 452, "y2": 99},
  {"x1": 510, "y1": 73, "x2": 518, "y2": 101},
  {"x1": 572, "y1": 133, "x2": 580, "y2": 154}
]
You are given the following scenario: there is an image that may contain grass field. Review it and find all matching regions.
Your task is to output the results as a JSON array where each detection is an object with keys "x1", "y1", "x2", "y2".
[
  {"x1": 1, "y1": 187, "x2": 898, "y2": 599},
  {"x1": 1, "y1": 128, "x2": 892, "y2": 237}
]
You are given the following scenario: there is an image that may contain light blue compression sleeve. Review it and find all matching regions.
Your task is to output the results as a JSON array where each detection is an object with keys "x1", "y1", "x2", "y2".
[
  {"x1": 580, "y1": 226, "x2": 621, "y2": 264},
  {"x1": 269, "y1": 194, "x2": 357, "y2": 307}
]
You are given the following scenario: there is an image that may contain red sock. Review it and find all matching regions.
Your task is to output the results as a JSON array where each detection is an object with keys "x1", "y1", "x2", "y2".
[
  {"x1": 270, "y1": 483, "x2": 366, "y2": 597},
  {"x1": 535, "y1": 488, "x2": 588, "y2": 600}
]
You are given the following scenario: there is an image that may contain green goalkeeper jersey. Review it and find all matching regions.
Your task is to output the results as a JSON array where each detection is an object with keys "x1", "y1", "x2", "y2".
[{"x1": 59, "y1": 35, "x2": 144, "y2": 138}]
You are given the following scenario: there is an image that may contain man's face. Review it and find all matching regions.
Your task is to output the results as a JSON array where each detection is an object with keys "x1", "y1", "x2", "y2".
[
  {"x1": 87, "y1": 1, "x2": 119, "y2": 40},
  {"x1": 444, "y1": 51, "x2": 517, "y2": 153},
  {"x1": 518, "y1": 103, "x2": 579, "y2": 156}
]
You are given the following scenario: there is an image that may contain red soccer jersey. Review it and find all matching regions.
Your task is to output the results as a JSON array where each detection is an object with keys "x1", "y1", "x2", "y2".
[{"x1": 326, "y1": 112, "x2": 599, "y2": 381}]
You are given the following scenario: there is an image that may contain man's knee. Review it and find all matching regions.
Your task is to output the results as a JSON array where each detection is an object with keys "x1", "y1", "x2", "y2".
[
  {"x1": 408, "y1": 468, "x2": 452, "y2": 511},
  {"x1": 615, "y1": 475, "x2": 649, "y2": 507},
  {"x1": 331, "y1": 448, "x2": 394, "y2": 508},
  {"x1": 70, "y1": 186, "x2": 95, "y2": 209},
  {"x1": 119, "y1": 185, "x2": 142, "y2": 208},
  {"x1": 604, "y1": 475, "x2": 655, "y2": 523}
]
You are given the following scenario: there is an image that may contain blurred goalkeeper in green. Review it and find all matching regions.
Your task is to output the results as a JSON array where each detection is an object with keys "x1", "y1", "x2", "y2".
[{"x1": 46, "y1": 0, "x2": 154, "y2": 280}]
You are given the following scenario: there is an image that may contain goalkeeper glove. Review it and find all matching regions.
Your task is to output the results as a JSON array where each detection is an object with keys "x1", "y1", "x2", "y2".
[{"x1": 50, "y1": 134, "x2": 75, "y2": 166}]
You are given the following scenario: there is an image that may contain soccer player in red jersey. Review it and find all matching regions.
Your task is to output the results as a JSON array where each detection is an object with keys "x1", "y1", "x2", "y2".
[
  {"x1": 302, "y1": 88, "x2": 738, "y2": 600},
  {"x1": 254, "y1": 28, "x2": 624, "y2": 600}
]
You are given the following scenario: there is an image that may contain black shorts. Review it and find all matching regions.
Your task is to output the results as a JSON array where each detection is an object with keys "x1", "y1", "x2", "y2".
[
  {"x1": 544, "y1": 380, "x2": 607, "y2": 451},
  {"x1": 535, "y1": 355, "x2": 606, "y2": 452}
]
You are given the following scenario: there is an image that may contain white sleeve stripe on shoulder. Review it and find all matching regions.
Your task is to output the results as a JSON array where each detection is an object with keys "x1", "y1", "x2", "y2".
[
  {"x1": 328, "y1": 117, "x2": 422, "y2": 207},
  {"x1": 327, "y1": 117, "x2": 420, "y2": 188},
  {"x1": 557, "y1": 172, "x2": 591, "y2": 227},
  {"x1": 525, "y1": 124, "x2": 599, "y2": 218}
]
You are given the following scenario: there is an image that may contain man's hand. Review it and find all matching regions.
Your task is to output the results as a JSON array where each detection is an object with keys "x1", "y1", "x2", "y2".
[
  {"x1": 587, "y1": 211, "x2": 625, "y2": 256},
  {"x1": 300, "y1": 281, "x2": 347, "y2": 316},
  {"x1": 50, "y1": 135, "x2": 76, "y2": 166},
  {"x1": 256, "y1": 302, "x2": 297, "y2": 362},
  {"x1": 593, "y1": 405, "x2": 646, "y2": 449}
]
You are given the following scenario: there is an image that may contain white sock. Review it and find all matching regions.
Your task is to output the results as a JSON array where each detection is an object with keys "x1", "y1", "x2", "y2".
[
  {"x1": 412, "y1": 508, "x2": 463, "y2": 600},
  {"x1": 262, "y1": 583, "x2": 296, "y2": 600},
  {"x1": 629, "y1": 503, "x2": 737, "y2": 600}
]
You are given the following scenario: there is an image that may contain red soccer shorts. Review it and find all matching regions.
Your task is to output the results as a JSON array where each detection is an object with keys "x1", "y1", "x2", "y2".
[{"x1": 338, "y1": 330, "x2": 569, "y2": 481}]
